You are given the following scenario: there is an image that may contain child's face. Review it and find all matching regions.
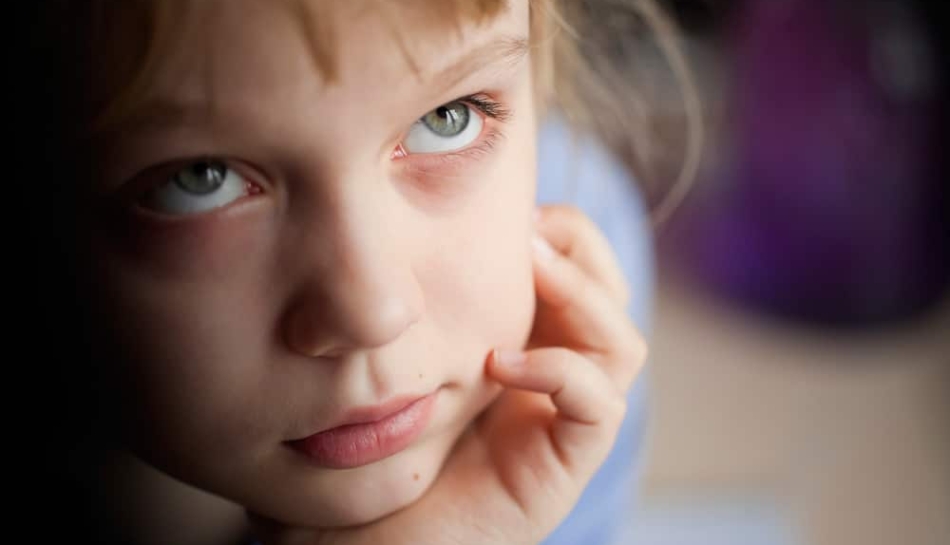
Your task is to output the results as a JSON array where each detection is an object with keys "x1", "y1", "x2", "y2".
[{"x1": 85, "y1": 0, "x2": 536, "y2": 527}]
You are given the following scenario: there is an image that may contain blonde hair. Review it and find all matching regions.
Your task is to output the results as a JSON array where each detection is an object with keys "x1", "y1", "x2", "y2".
[{"x1": 42, "y1": 0, "x2": 700, "y2": 225}]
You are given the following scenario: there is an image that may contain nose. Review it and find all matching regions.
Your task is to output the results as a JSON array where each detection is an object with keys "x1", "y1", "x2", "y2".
[{"x1": 282, "y1": 194, "x2": 425, "y2": 358}]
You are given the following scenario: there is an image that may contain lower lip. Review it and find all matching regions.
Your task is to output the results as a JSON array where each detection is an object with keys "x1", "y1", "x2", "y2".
[{"x1": 289, "y1": 393, "x2": 438, "y2": 469}]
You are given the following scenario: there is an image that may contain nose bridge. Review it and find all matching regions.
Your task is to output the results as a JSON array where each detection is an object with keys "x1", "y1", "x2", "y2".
[
  {"x1": 332, "y1": 192, "x2": 421, "y2": 342},
  {"x1": 286, "y1": 178, "x2": 424, "y2": 356}
]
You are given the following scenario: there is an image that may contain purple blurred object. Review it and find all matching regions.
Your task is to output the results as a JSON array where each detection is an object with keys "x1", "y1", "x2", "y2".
[{"x1": 677, "y1": 0, "x2": 949, "y2": 325}]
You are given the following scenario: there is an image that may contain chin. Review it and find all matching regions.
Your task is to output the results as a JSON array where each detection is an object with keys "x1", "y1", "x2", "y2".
[
  {"x1": 270, "y1": 421, "x2": 460, "y2": 529},
  {"x1": 255, "y1": 374, "x2": 504, "y2": 529},
  {"x1": 316, "y1": 380, "x2": 504, "y2": 527},
  {"x1": 332, "y1": 472, "x2": 435, "y2": 527}
]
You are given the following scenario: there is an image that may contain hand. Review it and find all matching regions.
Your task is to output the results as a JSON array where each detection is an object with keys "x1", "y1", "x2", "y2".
[{"x1": 251, "y1": 205, "x2": 648, "y2": 545}]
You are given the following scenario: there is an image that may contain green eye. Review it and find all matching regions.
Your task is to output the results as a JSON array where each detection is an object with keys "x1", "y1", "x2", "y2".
[
  {"x1": 403, "y1": 101, "x2": 483, "y2": 154},
  {"x1": 173, "y1": 161, "x2": 227, "y2": 195},
  {"x1": 421, "y1": 102, "x2": 470, "y2": 137}
]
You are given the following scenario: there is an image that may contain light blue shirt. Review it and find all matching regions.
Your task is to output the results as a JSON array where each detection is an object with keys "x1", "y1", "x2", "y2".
[{"x1": 536, "y1": 117, "x2": 654, "y2": 545}]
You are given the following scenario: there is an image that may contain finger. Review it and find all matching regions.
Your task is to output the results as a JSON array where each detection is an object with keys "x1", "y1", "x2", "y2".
[
  {"x1": 535, "y1": 205, "x2": 630, "y2": 306},
  {"x1": 531, "y1": 235, "x2": 647, "y2": 389},
  {"x1": 488, "y1": 347, "x2": 627, "y2": 472}
]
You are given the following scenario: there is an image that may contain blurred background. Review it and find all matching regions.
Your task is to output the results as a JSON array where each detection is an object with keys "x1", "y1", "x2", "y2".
[{"x1": 626, "y1": 1, "x2": 950, "y2": 544}]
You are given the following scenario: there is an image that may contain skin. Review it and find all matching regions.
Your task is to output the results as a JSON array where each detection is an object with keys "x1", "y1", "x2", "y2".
[
  {"x1": 78, "y1": 0, "x2": 646, "y2": 543},
  {"x1": 87, "y1": 0, "x2": 535, "y2": 529},
  {"x1": 256, "y1": 206, "x2": 647, "y2": 545}
]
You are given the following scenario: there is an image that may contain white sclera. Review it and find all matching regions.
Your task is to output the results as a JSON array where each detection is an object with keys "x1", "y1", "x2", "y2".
[
  {"x1": 147, "y1": 165, "x2": 248, "y2": 215},
  {"x1": 402, "y1": 104, "x2": 483, "y2": 154}
]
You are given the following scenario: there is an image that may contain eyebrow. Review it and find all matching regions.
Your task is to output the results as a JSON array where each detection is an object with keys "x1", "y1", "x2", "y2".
[
  {"x1": 415, "y1": 35, "x2": 530, "y2": 93},
  {"x1": 100, "y1": 35, "x2": 530, "y2": 136}
]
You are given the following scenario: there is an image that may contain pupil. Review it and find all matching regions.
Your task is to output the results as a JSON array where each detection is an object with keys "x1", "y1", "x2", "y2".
[
  {"x1": 176, "y1": 161, "x2": 225, "y2": 194},
  {"x1": 424, "y1": 103, "x2": 468, "y2": 136}
]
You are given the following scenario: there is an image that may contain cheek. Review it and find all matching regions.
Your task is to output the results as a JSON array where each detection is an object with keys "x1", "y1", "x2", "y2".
[
  {"x1": 87, "y1": 227, "x2": 283, "y2": 464},
  {"x1": 418, "y1": 138, "x2": 538, "y2": 350}
]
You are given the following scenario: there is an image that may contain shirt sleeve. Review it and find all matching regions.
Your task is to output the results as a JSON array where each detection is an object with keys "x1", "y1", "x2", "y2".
[{"x1": 536, "y1": 116, "x2": 655, "y2": 545}]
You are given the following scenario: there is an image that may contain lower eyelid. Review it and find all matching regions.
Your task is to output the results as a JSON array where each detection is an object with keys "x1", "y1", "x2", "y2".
[{"x1": 400, "y1": 127, "x2": 504, "y2": 175}]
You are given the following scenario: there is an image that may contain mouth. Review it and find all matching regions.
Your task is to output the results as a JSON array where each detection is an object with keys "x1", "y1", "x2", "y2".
[{"x1": 287, "y1": 391, "x2": 439, "y2": 469}]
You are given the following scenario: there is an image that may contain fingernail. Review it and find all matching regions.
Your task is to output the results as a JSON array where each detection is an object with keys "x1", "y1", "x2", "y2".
[
  {"x1": 494, "y1": 349, "x2": 527, "y2": 368},
  {"x1": 532, "y1": 235, "x2": 556, "y2": 261}
]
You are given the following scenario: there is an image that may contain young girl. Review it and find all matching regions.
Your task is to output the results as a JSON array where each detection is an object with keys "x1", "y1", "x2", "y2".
[{"x1": 19, "y1": 1, "x2": 695, "y2": 544}]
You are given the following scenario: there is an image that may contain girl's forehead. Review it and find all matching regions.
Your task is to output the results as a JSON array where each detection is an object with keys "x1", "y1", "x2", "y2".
[
  {"x1": 89, "y1": 0, "x2": 529, "y2": 133},
  {"x1": 205, "y1": 0, "x2": 518, "y2": 76}
]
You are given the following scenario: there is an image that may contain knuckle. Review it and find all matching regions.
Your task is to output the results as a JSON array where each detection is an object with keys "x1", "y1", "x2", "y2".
[
  {"x1": 573, "y1": 271, "x2": 599, "y2": 299},
  {"x1": 619, "y1": 324, "x2": 648, "y2": 362},
  {"x1": 547, "y1": 203, "x2": 585, "y2": 222},
  {"x1": 547, "y1": 346, "x2": 581, "y2": 373},
  {"x1": 611, "y1": 329, "x2": 648, "y2": 384},
  {"x1": 632, "y1": 331, "x2": 649, "y2": 361},
  {"x1": 614, "y1": 282, "x2": 632, "y2": 308},
  {"x1": 549, "y1": 205, "x2": 599, "y2": 235},
  {"x1": 603, "y1": 392, "x2": 628, "y2": 424}
]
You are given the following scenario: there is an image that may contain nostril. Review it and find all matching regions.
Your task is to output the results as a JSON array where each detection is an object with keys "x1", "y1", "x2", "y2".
[{"x1": 282, "y1": 308, "x2": 327, "y2": 357}]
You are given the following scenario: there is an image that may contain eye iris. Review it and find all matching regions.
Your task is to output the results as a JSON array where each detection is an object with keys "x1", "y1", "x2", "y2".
[
  {"x1": 174, "y1": 161, "x2": 227, "y2": 195},
  {"x1": 423, "y1": 102, "x2": 469, "y2": 137}
]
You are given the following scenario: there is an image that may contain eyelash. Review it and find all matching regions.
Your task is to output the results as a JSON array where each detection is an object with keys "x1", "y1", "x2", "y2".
[
  {"x1": 463, "y1": 93, "x2": 512, "y2": 123},
  {"x1": 394, "y1": 93, "x2": 510, "y2": 174}
]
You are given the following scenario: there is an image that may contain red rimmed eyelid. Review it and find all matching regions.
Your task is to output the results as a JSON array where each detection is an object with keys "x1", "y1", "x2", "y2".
[{"x1": 391, "y1": 144, "x2": 409, "y2": 160}]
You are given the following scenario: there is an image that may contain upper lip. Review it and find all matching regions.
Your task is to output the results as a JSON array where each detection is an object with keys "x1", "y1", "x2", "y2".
[{"x1": 291, "y1": 393, "x2": 432, "y2": 440}]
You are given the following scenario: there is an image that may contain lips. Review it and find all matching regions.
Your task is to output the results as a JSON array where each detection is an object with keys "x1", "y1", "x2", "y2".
[{"x1": 288, "y1": 392, "x2": 438, "y2": 469}]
